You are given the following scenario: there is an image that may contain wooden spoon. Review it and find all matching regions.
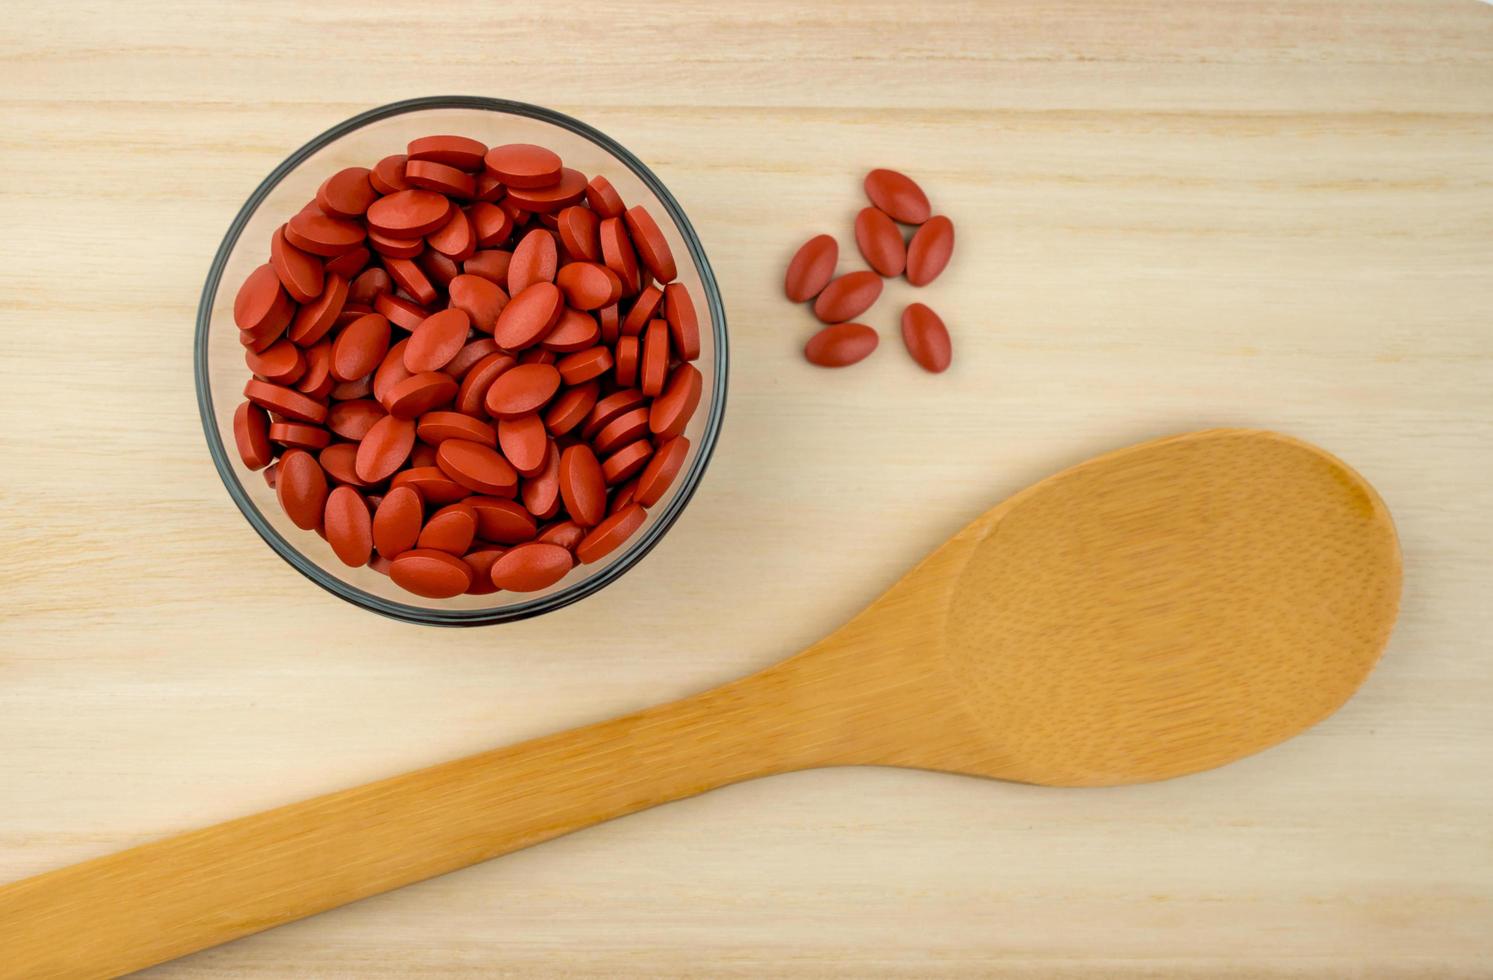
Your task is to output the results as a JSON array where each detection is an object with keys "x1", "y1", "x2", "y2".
[{"x1": 0, "y1": 429, "x2": 1401, "y2": 978}]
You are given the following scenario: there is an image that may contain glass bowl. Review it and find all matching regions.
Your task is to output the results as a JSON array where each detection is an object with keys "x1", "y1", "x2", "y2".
[{"x1": 195, "y1": 96, "x2": 728, "y2": 625}]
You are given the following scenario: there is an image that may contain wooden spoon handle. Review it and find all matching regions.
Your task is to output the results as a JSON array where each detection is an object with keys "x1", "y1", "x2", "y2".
[{"x1": 0, "y1": 668, "x2": 833, "y2": 979}]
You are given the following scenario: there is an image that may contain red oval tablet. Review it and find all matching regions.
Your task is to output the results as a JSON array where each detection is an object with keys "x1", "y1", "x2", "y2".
[
  {"x1": 317, "y1": 167, "x2": 378, "y2": 219},
  {"x1": 599, "y1": 217, "x2": 642, "y2": 296},
  {"x1": 286, "y1": 209, "x2": 366, "y2": 257},
  {"x1": 900, "y1": 302, "x2": 952, "y2": 373},
  {"x1": 385, "y1": 257, "x2": 437, "y2": 306},
  {"x1": 601, "y1": 440, "x2": 653, "y2": 485},
  {"x1": 324, "y1": 486, "x2": 373, "y2": 566},
  {"x1": 288, "y1": 273, "x2": 349, "y2": 346},
  {"x1": 805, "y1": 322, "x2": 879, "y2": 367},
  {"x1": 270, "y1": 226, "x2": 325, "y2": 303},
  {"x1": 485, "y1": 362, "x2": 562, "y2": 419},
  {"x1": 863, "y1": 168, "x2": 931, "y2": 224},
  {"x1": 649, "y1": 362, "x2": 702, "y2": 439},
  {"x1": 520, "y1": 446, "x2": 562, "y2": 520},
  {"x1": 508, "y1": 227, "x2": 559, "y2": 295},
  {"x1": 468, "y1": 203, "x2": 514, "y2": 248},
  {"x1": 277, "y1": 449, "x2": 329, "y2": 531},
  {"x1": 456, "y1": 351, "x2": 516, "y2": 416},
  {"x1": 243, "y1": 378, "x2": 327, "y2": 424},
  {"x1": 234, "y1": 264, "x2": 292, "y2": 334},
  {"x1": 406, "y1": 159, "x2": 476, "y2": 199},
  {"x1": 620, "y1": 285, "x2": 663, "y2": 337},
  {"x1": 390, "y1": 549, "x2": 472, "y2": 598},
  {"x1": 544, "y1": 380, "x2": 600, "y2": 436},
  {"x1": 405, "y1": 308, "x2": 470, "y2": 373},
  {"x1": 318, "y1": 442, "x2": 371, "y2": 487},
  {"x1": 584, "y1": 174, "x2": 625, "y2": 218},
  {"x1": 557, "y1": 346, "x2": 614, "y2": 386},
  {"x1": 366, "y1": 189, "x2": 453, "y2": 238},
  {"x1": 812, "y1": 271, "x2": 882, "y2": 324},
  {"x1": 505, "y1": 168, "x2": 587, "y2": 212},
  {"x1": 483, "y1": 144, "x2": 562, "y2": 190},
  {"x1": 592, "y1": 406, "x2": 651, "y2": 456},
  {"x1": 489, "y1": 542, "x2": 573, "y2": 592},
  {"x1": 417, "y1": 502, "x2": 478, "y2": 555},
  {"x1": 374, "y1": 293, "x2": 429, "y2": 331},
  {"x1": 436, "y1": 439, "x2": 520, "y2": 496},
  {"x1": 557, "y1": 205, "x2": 600, "y2": 261},
  {"x1": 331, "y1": 313, "x2": 391, "y2": 382},
  {"x1": 640, "y1": 321, "x2": 669, "y2": 396},
  {"x1": 385, "y1": 371, "x2": 458, "y2": 419},
  {"x1": 245, "y1": 338, "x2": 305, "y2": 385},
  {"x1": 784, "y1": 234, "x2": 837, "y2": 302},
  {"x1": 407, "y1": 135, "x2": 487, "y2": 171},
  {"x1": 233, "y1": 401, "x2": 273, "y2": 470},
  {"x1": 905, "y1": 215, "x2": 955, "y2": 287},
  {"x1": 355, "y1": 414, "x2": 416, "y2": 482},
  {"x1": 854, "y1": 206, "x2": 906, "y2": 277},
  {"x1": 598, "y1": 303, "x2": 620, "y2": 344},
  {"x1": 575, "y1": 504, "x2": 647, "y2": 564},
  {"x1": 268, "y1": 421, "x2": 331, "y2": 451},
  {"x1": 497, "y1": 414, "x2": 550, "y2": 477},
  {"x1": 613, "y1": 335, "x2": 640, "y2": 387},
  {"x1": 584, "y1": 388, "x2": 647, "y2": 439},
  {"x1": 427, "y1": 208, "x2": 476, "y2": 261},
  {"x1": 662, "y1": 283, "x2": 700, "y2": 361},
  {"x1": 370, "y1": 154, "x2": 412, "y2": 195},
  {"x1": 294, "y1": 341, "x2": 332, "y2": 398},
  {"x1": 417, "y1": 411, "x2": 497, "y2": 447},
  {"x1": 555, "y1": 262, "x2": 617, "y2": 310},
  {"x1": 493, "y1": 282, "x2": 563, "y2": 350},
  {"x1": 541, "y1": 307, "x2": 600, "y2": 353},
  {"x1": 635, "y1": 435, "x2": 690, "y2": 506},
  {"x1": 622, "y1": 205, "x2": 677, "y2": 283},
  {"x1": 469, "y1": 496, "x2": 537, "y2": 542},
  {"x1": 327, "y1": 399, "x2": 386, "y2": 440},
  {"x1": 557, "y1": 444, "x2": 607, "y2": 526}
]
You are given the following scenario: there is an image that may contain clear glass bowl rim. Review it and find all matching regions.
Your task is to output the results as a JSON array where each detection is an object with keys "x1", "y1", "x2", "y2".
[{"x1": 194, "y1": 95, "x2": 729, "y2": 626}]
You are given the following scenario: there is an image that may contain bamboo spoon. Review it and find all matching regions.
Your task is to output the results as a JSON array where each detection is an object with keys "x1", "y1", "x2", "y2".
[{"x1": 0, "y1": 429, "x2": 1401, "y2": 979}]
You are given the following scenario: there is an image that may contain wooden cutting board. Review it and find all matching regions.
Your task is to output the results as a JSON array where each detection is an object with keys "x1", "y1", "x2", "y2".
[{"x1": 1, "y1": 1, "x2": 1489, "y2": 976}]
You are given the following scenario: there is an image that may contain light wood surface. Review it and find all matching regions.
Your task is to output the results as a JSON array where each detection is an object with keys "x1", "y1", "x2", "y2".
[
  {"x1": 0, "y1": 429, "x2": 1404, "y2": 977},
  {"x1": 1, "y1": 1, "x2": 1489, "y2": 976}
]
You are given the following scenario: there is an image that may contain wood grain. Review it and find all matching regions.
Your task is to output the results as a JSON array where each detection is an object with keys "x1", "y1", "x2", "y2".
[{"x1": 1, "y1": 1, "x2": 1490, "y2": 976}]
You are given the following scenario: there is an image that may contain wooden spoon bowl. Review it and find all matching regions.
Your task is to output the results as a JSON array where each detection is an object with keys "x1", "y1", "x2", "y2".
[
  {"x1": 807, "y1": 428, "x2": 1401, "y2": 785},
  {"x1": 0, "y1": 429, "x2": 1401, "y2": 978}
]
